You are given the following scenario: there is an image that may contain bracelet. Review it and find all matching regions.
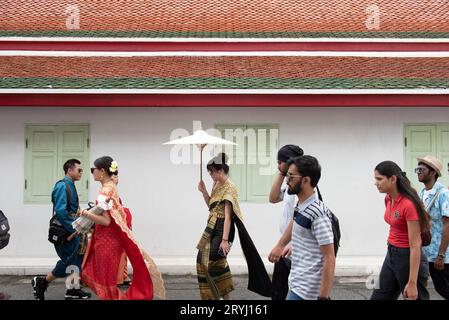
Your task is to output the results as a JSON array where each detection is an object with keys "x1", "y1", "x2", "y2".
[{"x1": 222, "y1": 239, "x2": 229, "y2": 242}]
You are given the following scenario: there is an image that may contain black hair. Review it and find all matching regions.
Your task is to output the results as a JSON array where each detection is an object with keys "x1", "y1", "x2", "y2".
[
  {"x1": 207, "y1": 153, "x2": 229, "y2": 174},
  {"x1": 287, "y1": 155, "x2": 321, "y2": 188},
  {"x1": 63, "y1": 159, "x2": 81, "y2": 174},
  {"x1": 93, "y1": 156, "x2": 116, "y2": 176},
  {"x1": 277, "y1": 144, "x2": 304, "y2": 163},
  {"x1": 375, "y1": 161, "x2": 430, "y2": 233},
  {"x1": 418, "y1": 161, "x2": 439, "y2": 182}
]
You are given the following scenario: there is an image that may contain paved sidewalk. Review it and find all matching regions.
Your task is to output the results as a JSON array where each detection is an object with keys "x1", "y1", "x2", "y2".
[{"x1": 0, "y1": 275, "x2": 444, "y2": 300}]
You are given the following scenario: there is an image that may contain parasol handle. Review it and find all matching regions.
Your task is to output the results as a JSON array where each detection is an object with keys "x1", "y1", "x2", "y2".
[{"x1": 200, "y1": 144, "x2": 206, "y2": 181}]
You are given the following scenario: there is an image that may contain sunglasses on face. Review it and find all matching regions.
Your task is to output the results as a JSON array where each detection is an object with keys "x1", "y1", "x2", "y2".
[
  {"x1": 90, "y1": 167, "x2": 98, "y2": 174},
  {"x1": 414, "y1": 167, "x2": 429, "y2": 174}
]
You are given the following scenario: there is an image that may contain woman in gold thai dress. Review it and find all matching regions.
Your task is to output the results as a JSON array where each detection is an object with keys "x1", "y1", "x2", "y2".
[{"x1": 197, "y1": 153, "x2": 272, "y2": 300}]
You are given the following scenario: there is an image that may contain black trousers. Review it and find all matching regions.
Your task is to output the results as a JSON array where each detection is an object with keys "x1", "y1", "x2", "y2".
[
  {"x1": 371, "y1": 244, "x2": 429, "y2": 300},
  {"x1": 429, "y1": 262, "x2": 449, "y2": 300},
  {"x1": 271, "y1": 257, "x2": 291, "y2": 300}
]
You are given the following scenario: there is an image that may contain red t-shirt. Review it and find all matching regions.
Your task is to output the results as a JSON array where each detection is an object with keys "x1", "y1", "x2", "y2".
[{"x1": 384, "y1": 194, "x2": 420, "y2": 248}]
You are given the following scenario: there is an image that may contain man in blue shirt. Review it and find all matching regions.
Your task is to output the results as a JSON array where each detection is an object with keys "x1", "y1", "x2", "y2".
[
  {"x1": 31, "y1": 159, "x2": 91, "y2": 300},
  {"x1": 416, "y1": 156, "x2": 449, "y2": 300}
]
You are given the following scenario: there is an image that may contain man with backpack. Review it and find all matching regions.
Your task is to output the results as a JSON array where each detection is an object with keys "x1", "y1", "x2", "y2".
[
  {"x1": 0, "y1": 209, "x2": 11, "y2": 300},
  {"x1": 269, "y1": 155, "x2": 336, "y2": 300},
  {"x1": 31, "y1": 159, "x2": 91, "y2": 300},
  {"x1": 416, "y1": 156, "x2": 449, "y2": 299}
]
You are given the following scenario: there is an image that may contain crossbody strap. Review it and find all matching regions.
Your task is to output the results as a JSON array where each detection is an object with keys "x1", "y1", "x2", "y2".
[
  {"x1": 425, "y1": 189, "x2": 442, "y2": 212},
  {"x1": 52, "y1": 180, "x2": 71, "y2": 217}
]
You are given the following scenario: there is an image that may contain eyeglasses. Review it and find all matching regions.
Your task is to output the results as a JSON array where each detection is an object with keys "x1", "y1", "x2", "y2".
[
  {"x1": 414, "y1": 167, "x2": 428, "y2": 174},
  {"x1": 90, "y1": 167, "x2": 98, "y2": 174},
  {"x1": 77, "y1": 169, "x2": 83, "y2": 173},
  {"x1": 286, "y1": 172, "x2": 303, "y2": 182}
]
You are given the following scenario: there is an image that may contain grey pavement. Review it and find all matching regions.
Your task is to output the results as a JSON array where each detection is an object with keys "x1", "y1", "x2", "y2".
[{"x1": 0, "y1": 275, "x2": 444, "y2": 300}]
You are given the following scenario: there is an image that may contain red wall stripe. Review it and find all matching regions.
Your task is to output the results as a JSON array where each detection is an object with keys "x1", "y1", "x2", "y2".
[
  {"x1": 1, "y1": 41, "x2": 449, "y2": 52},
  {"x1": 0, "y1": 94, "x2": 448, "y2": 107}
]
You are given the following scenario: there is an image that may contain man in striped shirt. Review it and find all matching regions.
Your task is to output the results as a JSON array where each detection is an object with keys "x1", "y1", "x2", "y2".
[{"x1": 269, "y1": 155, "x2": 335, "y2": 300}]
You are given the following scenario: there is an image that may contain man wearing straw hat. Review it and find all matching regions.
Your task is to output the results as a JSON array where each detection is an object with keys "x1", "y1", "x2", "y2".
[{"x1": 416, "y1": 155, "x2": 449, "y2": 299}]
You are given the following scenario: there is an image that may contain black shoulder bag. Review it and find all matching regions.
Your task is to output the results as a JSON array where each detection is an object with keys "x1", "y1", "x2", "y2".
[{"x1": 48, "y1": 181, "x2": 72, "y2": 245}]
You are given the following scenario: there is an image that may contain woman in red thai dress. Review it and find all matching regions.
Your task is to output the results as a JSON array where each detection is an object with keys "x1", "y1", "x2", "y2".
[{"x1": 80, "y1": 156, "x2": 165, "y2": 300}]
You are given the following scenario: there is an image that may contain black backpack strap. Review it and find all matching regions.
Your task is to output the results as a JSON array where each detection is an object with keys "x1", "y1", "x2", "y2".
[{"x1": 316, "y1": 185, "x2": 323, "y2": 202}]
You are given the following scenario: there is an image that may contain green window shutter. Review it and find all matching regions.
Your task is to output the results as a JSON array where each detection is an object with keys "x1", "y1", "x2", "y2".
[
  {"x1": 216, "y1": 125, "x2": 247, "y2": 201},
  {"x1": 404, "y1": 125, "x2": 437, "y2": 190},
  {"x1": 246, "y1": 125, "x2": 279, "y2": 202},
  {"x1": 436, "y1": 124, "x2": 449, "y2": 187},
  {"x1": 215, "y1": 124, "x2": 279, "y2": 203},
  {"x1": 25, "y1": 126, "x2": 58, "y2": 203},
  {"x1": 58, "y1": 125, "x2": 90, "y2": 202},
  {"x1": 25, "y1": 124, "x2": 89, "y2": 203}
]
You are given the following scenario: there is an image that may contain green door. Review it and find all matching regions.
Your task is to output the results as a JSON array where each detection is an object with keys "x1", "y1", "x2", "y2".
[
  {"x1": 404, "y1": 124, "x2": 449, "y2": 190},
  {"x1": 25, "y1": 125, "x2": 89, "y2": 203},
  {"x1": 216, "y1": 125, "x2": 247, "y2": 201},
  {"x1": 246, "y1": 125, "x2": 278, "y2": 202},
  {"x1": 436, "y1": 125, "x2": 449, "y2": 187},
  {"x1": 25, "y1": 126, "x2": 59, "y2": 203},
  {"x1": 215, "y1": 124, "x2": 279, "y2": 202},
  {"x1": 58, "y1": 126, "x2": 90, "y2": 202}
]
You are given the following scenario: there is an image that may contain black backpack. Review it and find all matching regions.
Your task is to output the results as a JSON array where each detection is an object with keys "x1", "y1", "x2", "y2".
[
  {"x1": 0, "y1": 210, "x2": 10, "y2": 250},
  {"x1": 316, "y1": 186, "x2": 341, "y2": 257}
]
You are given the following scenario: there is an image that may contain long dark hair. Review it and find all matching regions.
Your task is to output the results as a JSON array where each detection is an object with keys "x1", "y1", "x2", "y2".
[{"x1": 375, "y1": 161, "x2": 429, "y2": 232}]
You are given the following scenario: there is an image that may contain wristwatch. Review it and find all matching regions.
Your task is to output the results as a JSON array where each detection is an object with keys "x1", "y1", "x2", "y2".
[{"x1": 437, "y1": 253, "x2": 446, "y2": 259}]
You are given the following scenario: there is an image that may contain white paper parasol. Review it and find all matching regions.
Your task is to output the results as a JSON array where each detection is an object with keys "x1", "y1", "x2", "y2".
[{"x1": 163, "y1": 129, "x2": 236, "y2": 180}]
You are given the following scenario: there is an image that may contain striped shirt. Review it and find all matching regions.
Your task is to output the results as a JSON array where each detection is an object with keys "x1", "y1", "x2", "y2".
[{"x1": 289, "y1": 194, "x2": 334, "y2": 300}]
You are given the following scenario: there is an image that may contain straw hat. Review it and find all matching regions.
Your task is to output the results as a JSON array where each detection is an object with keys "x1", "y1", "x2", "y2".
[{"x1": 417, "y1": 155, "x2": 443, "y2": 177}]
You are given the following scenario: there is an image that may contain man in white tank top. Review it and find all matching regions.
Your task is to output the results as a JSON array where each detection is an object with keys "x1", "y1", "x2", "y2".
[{"x1": 268, "y1": 144, "x2": 303, "y2": 300}]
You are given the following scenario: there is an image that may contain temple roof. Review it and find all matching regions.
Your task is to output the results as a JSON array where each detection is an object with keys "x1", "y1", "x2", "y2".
[
  {"x1": 2, "y1": 0, "x2": 448, "y2": 39},
  {"x1": 2, "y1": 55, "x2": 448, "y2": 90}
]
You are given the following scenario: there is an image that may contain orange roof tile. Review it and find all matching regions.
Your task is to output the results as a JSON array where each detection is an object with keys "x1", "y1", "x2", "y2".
[
  {"x1": 1, "y1": 0, "x2": 448, "y2": 38},
  {"x1": 1, "y1": 55, "x2": 448, "y2": 89}
]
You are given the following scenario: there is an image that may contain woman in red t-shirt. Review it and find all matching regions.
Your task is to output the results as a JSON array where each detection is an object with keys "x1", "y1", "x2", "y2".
[{"x1": 371, "y1": 161, "x2": 430, "y2": 300}]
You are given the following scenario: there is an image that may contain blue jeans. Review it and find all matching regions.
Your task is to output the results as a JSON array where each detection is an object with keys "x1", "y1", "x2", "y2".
[
  {"x1": 52, "y1": 237, "x2": 82, "y2": 278},
  {"x1": 287, "y1": 290, "x2": 304, "y2": 300}
]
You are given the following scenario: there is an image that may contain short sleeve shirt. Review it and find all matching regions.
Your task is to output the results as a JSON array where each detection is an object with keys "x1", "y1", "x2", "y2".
[{"x1": 384, "y1": 194, "x2": 420, "y2": 248}]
